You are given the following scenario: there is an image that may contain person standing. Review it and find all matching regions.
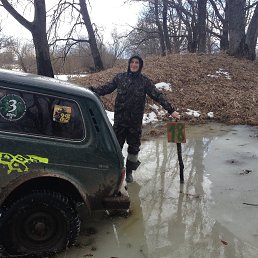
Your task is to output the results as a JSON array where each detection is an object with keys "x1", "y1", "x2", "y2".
[{"x1": 90, "y1": 55, "x2": 180, "y2": 183}]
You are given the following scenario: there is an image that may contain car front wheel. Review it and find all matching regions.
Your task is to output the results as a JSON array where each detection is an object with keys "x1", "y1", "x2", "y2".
[{"x1": 0, "y1": 191, "x2": 80, "y2": 257}]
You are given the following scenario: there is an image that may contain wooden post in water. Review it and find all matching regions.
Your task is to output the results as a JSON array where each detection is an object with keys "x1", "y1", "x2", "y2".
[{"x1": 167, "y1": 122, "x2": 186, "y2": 183}]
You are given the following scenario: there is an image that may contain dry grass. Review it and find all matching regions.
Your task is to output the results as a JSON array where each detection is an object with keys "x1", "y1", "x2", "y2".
[{"x1": 72, "y1": 53, "x2": 258, "y2": 126}]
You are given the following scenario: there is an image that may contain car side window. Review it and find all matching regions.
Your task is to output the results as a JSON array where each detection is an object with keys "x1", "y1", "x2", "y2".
[{"x1": 0, "y1": 87, "x2": 85, "y2": 140}]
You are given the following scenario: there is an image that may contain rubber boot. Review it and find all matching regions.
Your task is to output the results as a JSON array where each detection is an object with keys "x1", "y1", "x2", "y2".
[
  {"x1": 126, "y1": 160, "x2": 141, "y2": 183},
  {"x1": 126, "y1": 169, "x2": 134, "y2": 183}
]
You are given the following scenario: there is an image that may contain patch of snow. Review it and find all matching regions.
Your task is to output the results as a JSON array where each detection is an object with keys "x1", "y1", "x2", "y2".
[
  {"x1": 155, "y1": 82, "x2": 172, "y2": 91},
  {"x1": 149, "y1": 104, "x2": 159, "y2": 111},
  {"x1": 158, "y1": 110, "x2": 166, "y2": 116},
  {"x1": 207, "y1": 68, "x2": 231, "y2": 80},
  {"x1": 185, "y1": 109, "x2": 201, "y2": 118},
  {"x1": 207, "y1": 112, "x2": 214, "y2": 118},
  {"x1": 149, "y1": 104, "x2": 167, "y2": 117},
  {"x1": 106, "y1": 110, "x2": 114, "y2": 125},
  {"x1": 105, "y1": 110, "x2": 159, "y2": 125},
  {"x1": 207, "y1": 74, "x2": 218, "y2": 78},
  {"x1": 55, "y1": 74, "x2": 88, "y2": 81},
  {"x1": 143, "y1": 112, "x2": 158, "y2": 124}
]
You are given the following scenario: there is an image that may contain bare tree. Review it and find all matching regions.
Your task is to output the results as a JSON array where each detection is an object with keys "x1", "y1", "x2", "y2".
[
  {"x1": 129, "y1": 0, "x2": 172, "y2": 55},
  {"x1": 11, "y1": 41, "x2": 37, "y2": 73},
  {"x1": 0, "y1": 50, "x2": 14, "y2": 68},
  {"x1": 154, "y1": 0, "x2": 166, "y2": 55},
  {"x1": 1, "y1": 0, "x2": 54, "y2": 77},
  {"x1": 0, "y1": 21, "x2": 13, "y2": 50},
  {"x1": 51, "y1": 43, "x2": 92, "y2": 74},
  {"x1": 50, "y1": 0, "x2": 104, "y2": 72},
  {"x1": 107, "y1": 29, "x2": 130, "y2": 65},
  {"x1": 227, "y1": 0, "x2": 246, "y2": 57},
  {"x1": 208, "y1": 0, "x2": 229, "y2": 51},
  {"x1": 78, "y1": 0, "x2": 103, "y2": 71},
  {"x1": 197, "y1": 0, "x2": 207, "y2": 52},
  {"x1": 126, "y1": 7, "x2": 162, "y2": 56},
  {"x1": 169, "y1": 1, "x2": 198, "y2": 53},
  {"x1": 227, "y1": 0, "x2": 258, "y2": 60},
  {"x1": 244, "y1": 2, "x2": 258, "y2": 60},
  {"x1": 162, "y1": 0, "x2": 172, "y2": 53},
  {"x1": 168, "y1": 7, "x2": 188, "y2": 52}
]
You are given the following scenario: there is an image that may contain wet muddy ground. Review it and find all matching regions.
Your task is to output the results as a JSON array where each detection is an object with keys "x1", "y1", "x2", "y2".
[{"x1": 56, "y1": 123, "x2": 258, "y2": 258}]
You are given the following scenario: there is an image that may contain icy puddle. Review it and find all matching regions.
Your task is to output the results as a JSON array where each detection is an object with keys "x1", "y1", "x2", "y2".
[{"x1": 57, "y1": 123, "x2": 258, "y2": 258}]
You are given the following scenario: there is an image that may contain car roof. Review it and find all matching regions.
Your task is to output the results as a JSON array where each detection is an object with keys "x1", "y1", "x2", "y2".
[{"x1": 0, "y1": 68, "x2": 95, "y2": 99}]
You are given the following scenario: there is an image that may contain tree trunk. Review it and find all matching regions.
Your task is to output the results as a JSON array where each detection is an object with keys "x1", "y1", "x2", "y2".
[
  {"x1": 188, "y1": 24, "x2": 198, "y2": 53},
  {"x1": 244, "y1": 4, "x2": 258, "y2": 60},
  {"x1": 220, "y1": 1, "x2": 229, "y2": 51},
  {"x1": 31, "y1": 30, "x2": 54, "y2": 77},
  {"x1": 154, "y1": 0, "x2": 166, "y2": 56},
  {"x1": 162, "y1": 0, "x2": 172, "y2": 53},
  {"x1": 209, "y1": 0, "x2": 229, "y2": 51},
  {"x1": 228, "y1": 0, "x2": 246, "y2": 57},
  {"x1": 32, "y1": 0, "x2": 54, "y2": 77},
  {"x1": 1, "y1": 0, "x2": 54, "y2": 77},
  {"x1": 197, "y1": 0, "x2": 207, "y2": 53},
  {"x1": 79, "y1": 0, "x2": 104, "y2": 71}
]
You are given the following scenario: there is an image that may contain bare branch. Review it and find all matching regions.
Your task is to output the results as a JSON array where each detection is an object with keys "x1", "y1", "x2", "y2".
[
  {"x1": 1, "y1": 0, "x2": 32, "y2": 30},
  {"x1": 208, "y1": 0, "x2": 225, "y2": 22},
  {"x1": 50, "y1": 37, "x2": 90, "y2": 45},
  {"x1": 245, "y1": 1, "x2": 258, "y2": 10}
]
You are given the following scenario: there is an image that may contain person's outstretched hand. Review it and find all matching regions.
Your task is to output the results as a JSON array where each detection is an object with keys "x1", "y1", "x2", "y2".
[{"x1": 171, "y1": 111, "x2": 180, "y2": 120}]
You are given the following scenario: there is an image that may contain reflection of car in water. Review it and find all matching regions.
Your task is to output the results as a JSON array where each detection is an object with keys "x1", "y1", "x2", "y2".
[{"x1": 0, "y1": 69, "x2": 130, "y2": 257}]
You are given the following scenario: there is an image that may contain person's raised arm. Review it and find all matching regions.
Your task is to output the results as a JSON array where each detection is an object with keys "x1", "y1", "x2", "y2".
[
  {"x1": 89, "y1": 75, "x2": 118, "y2": 96},
  {"x1": 146, "y1": 79, "x2": 180, "y2": 119}
]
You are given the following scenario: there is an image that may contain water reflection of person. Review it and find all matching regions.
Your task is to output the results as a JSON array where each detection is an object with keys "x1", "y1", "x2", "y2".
[{"x1": 119, "y1": 182, "x2": 148, "y2": 257}]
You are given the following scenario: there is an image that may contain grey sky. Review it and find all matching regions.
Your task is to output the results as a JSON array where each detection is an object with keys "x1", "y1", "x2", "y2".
[{"x1": 1, "y1": 0, "x2": 143, "y2": 43}]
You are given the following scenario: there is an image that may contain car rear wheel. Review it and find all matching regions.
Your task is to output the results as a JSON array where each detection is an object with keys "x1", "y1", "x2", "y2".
[{"x1": 0, "y1": 191, "x2": 80, "y2": 257}]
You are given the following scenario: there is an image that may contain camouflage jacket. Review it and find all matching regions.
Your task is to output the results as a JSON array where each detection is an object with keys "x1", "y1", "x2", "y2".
[{"x1": 92, "y1": 72, "x2": 175, "y2": 127}]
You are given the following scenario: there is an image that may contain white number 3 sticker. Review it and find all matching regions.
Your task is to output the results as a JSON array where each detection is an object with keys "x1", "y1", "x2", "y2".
[
  {"x1": 0, "y1": 94, "x2": 26, "y2": 121},
  {"x1": 8, "y1": 99, "x2": 17, "y2": 113}
]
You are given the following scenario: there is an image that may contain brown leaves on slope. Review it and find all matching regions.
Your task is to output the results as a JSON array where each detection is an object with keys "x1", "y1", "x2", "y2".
[{"x1": 72, "y1": 53, "x2": 258, "y2": 125}]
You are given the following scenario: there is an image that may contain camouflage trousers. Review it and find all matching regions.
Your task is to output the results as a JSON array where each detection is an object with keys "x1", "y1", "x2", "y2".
[{"x1": 113, "y1": 124, "x2": 142, "y2": 155}]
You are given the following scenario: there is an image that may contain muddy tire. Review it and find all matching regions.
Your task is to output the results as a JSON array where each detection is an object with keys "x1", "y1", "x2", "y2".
[{"x1": 0, "y1": 191, "x2": 80, "y2": 257}]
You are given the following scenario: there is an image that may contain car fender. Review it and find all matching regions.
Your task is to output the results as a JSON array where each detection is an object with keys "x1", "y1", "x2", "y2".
[{"x1": 0, "y1": 170, "x2": 91, "y2": 211}]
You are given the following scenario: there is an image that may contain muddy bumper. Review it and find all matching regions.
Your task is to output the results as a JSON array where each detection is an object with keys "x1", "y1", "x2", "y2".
[
  {"x1": 103, "y1": 194, "x2": 130, "y2": 210},
  {"x1": 103, "y1": 182, "x2": 130, "y2": 210}
]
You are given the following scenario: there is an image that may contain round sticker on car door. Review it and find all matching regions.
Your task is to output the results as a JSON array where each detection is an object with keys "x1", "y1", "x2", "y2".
[{"x1": 0, "y1": 94, "x2": 26, "y2": 121}]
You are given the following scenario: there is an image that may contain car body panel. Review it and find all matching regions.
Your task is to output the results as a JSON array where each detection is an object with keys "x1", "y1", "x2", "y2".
[{"x1": 0, "y1": 69, "x2": 129, "y2": 211}]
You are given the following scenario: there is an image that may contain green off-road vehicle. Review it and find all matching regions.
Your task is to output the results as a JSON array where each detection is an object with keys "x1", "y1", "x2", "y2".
[{"x1": 0, "y1": 69, "x2": 130, "y2": 257}]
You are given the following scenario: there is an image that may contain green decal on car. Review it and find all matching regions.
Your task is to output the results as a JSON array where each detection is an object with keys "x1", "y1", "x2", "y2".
[
  {"x1": 0, "y1": 152, "x2": 48, "y2": 174},
  {"x1": 0, "y1": 94, "x2": 26, "y2": 121}
]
